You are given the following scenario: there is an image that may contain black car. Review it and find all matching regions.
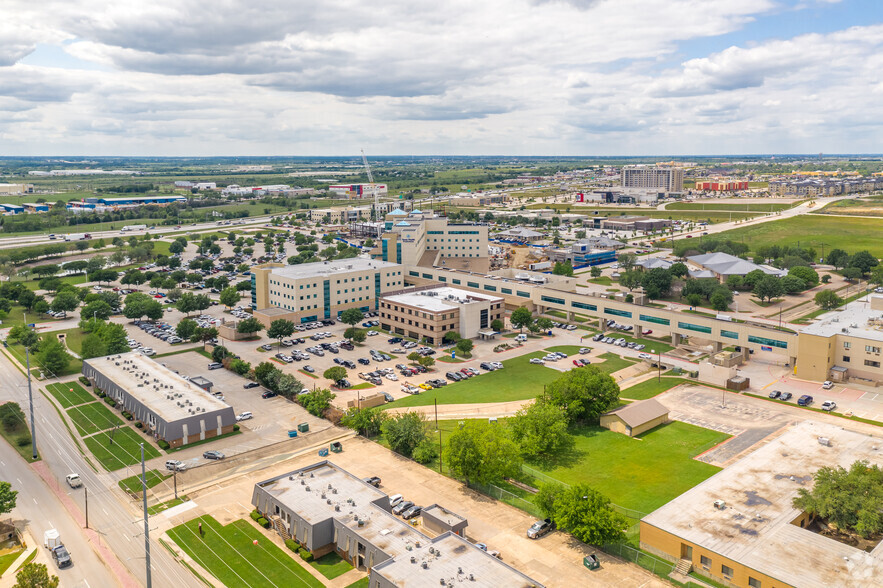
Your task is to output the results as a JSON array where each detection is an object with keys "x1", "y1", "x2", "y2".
[
  {"x1": 262, "y1": 390, "x2": 277, "y2": 398},
  {"x1": 780, "y1": 392, "x2": 793, "y2": 401},
  {"x1": 51, "y1": 545, "x2": 72, "y2": 568},
  {"x1": 363, "y1": 476, "x2": 381, "y2": 487},
  {"x1": 336, "y1": 379, "x2": 351, "y2": 388},
  {"x1": 768, "y1": 390, "x2": 781, "y2": 399},
  {"x1": 383, "y1": 393, "x2": 394, "y2": 402},
  {"x1": 358, "y1": 358, "x2": 370, "y2": 365},
  {"x1": 388, "y1": 337, "x2": 402, "y2": 344},
  {"x1": 446, "y1": 372, "x2": 460, "y2": 381},
  {"x1": 393, "y1": 500, "x2": 413, "y2": 515},
  {"x1": 480, "y1": 362, "x2": 494, "y2": 371},
  {"x1": 402, "y1": 505, "x2": 422, "y2": 520},
  {"x1": 243, "y1": 382, "x2": 260, "y2": 389},
  {"x1": 303, "y1": 365, "x2": 315, "y2": 373}
]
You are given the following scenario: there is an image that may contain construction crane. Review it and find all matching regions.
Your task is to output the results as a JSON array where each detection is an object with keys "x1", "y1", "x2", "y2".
[{"x1": 360, "y1": 149, "x2": 380, "y2": 222}]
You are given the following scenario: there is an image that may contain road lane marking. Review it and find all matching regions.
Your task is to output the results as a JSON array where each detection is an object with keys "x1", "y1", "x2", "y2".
[
  {"x1": 16, "y1": 478, "x2": 21, "y2": 485},
  {"x1": 32, "y1": 498, "x2": 37, "y2": 504},
  {"x1": 102, "y1": 508, "x2": 108, "y2": 516}
]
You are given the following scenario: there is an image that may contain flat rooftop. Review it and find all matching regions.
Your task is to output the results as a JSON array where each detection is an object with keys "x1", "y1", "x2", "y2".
[
  {"x1": 270, "y1": 258, "x2": 400, "y2": 280},
  {"x1": 85, "y1": 353, "x2": 230, "y2": 422},
  {"x1": 800, "y1": 297, "x2": 883, "y2": 343},
  {"x1": 383, "y1": 287, "x2": 502, "y2": 313},
  {"x1": 642, "y1": 421, "x2": 883, "y2": 588},
  {"x1": 373, "y1": 531, "x2": 544, "y2": 587}
]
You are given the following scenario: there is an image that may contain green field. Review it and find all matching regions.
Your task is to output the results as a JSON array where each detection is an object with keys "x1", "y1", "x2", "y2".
[
  {"x1": 67, "y1": 401, "x2": 124, "y2": 436},
  {"x1": 119, "y1": 469, "x2": 171, "y2": 493},
  {"x1": 168, "y1": 516, "x2": 324, "y2": 588},
  {"x1": 344, "y1": 579, "x2": 369, "y2": 588},
  {"x1": 84, "y1": 427, "x2": 162, "y2": 471},
  {"x1": 620, "y1": 377, "x2": 688, "y2": 400},
  {"x1": 525, "y1": 421, "x2": 728, "y2": 514},
  {"x1": 665, "y1": 202, "x2": 794, "y2": 212},
  {"x1": 309, "y1": 551, "x2": 353, "y2": 580},
  {"x1": 46, "y1": 381, "x2": 94, "y2": 408},
  {"x1": 713, "y1": 215, "x2": 883, "y2": 257},
  {"x1": 5, "y1": 342, "x2": 82, "y2": 378},
  {"x1": 813, "y1": 196, "x2": 883, "y2": 217}
]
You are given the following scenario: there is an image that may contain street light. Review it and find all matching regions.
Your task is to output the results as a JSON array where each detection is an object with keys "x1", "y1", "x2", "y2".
[{"x1": 650, "y1": 348, "x2": 661, "y2": 381}]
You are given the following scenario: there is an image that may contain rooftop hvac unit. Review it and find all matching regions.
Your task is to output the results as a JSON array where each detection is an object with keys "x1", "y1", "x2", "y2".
[
  {"x1": 334, "y1": 504, "x2": 340, "y2": 512},
  {"x1": 300, "y1": 479, "x2": 305, "y2": 485},
  {"x1": 429, "y1": 547, "x2": 435, "y2": 554},
  {"x1": 332, "y1": 488, "x2": 337, "y2": 494},
  {"x1": 421, "y1": 562, "x2": 428, "y2": 569},
  {"x1": 439, "y1": 580, "x2": 445, "y2": 585},
  {"x1": 328, "y1": 483, "x2": 333, "y2": 489},
  {"x1": 410, "y1": 556, "x2": 416, "y2": 564},
  {"x1": 305, "y1": 486, "x2": 310, "y2": 492},
  {"x1": 469, "y1": 574, "x2": 475, "y2": 581},
  {"x1": 714, "y1": 500, "x2": 726, "y2": 510},
  {"x1": 818, "y1": 437, "x2": 831, "y2": 447}
]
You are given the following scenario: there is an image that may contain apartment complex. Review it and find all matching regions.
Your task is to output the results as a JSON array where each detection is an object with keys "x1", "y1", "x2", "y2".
[
  {"x1": 251, "y1": 258, "x2": 404, "y2": 325},
  {"x1": 379, "y1": 286, "x2": 504, "y2": 343},
  {"x1": 252, "y1": 461, "x2": 544, "y2": 587},
  {"x1": 768, "y1": 176, "x2": 883, "y2": 196},
  {"x1": 621, "y1": 165, "x2": 684, "y2": 192},
  {"x1": 641, "y1": 421, "x2": 883, "y2": 588},
  {"x1": 82, "y1": 353, "x2": 236, "y2": 448},
  {"x1": 694, "y1": 180, "x2": 749, "y2": 191}
]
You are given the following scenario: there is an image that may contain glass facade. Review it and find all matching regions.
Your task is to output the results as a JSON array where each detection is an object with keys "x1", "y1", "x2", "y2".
[
  {"x1": 639, "y1": 314, "x2": 669, "y2": 325},
  {"x1": 678, "y1": 321, "x2": 712, "y2": 334},
  {"x1": 748, "y1": 335, "x2": 788, "y2": 349},
  {"x1": 572, "y1": 301, "x2": 597, "y2": 311},
  {"x1": 721, "y1": 330, "x2": 739, "y2": 339},
  {"x1": 605, "y1": 308, "x2": 632, "y2": 318},
  {"x1": 541, "y1": 295, "x2": 566, "y2": 305}
]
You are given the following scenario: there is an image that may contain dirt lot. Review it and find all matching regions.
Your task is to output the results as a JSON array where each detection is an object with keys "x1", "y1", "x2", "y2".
[{"x1": 157, "y1": 436, "x2": 669, "y2": 588}]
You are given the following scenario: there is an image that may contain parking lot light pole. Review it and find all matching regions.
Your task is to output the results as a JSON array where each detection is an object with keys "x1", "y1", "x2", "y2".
[{"x1": 651, "y1": 349, "x2": 661, "y2": 381}]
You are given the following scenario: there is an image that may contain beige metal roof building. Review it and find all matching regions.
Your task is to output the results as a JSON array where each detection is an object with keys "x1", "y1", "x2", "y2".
[
  {"x1": 600, "y1": 398, "x2": 669, "y2": 437},
  {"x1": 641, "y1": 421, "x2": 883, "y2": 588}
]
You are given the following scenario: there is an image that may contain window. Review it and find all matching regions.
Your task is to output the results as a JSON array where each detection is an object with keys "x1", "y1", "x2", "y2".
[
  {"x1": 721, "y1": 330, "x2": 739, "y2": 339},
  {"x1": 409, "y1": 271, "x2": 419, "y2": 277},
  {"x1": 573, "y1": 301, "x2": 597, "y2": 311},
  {"x1": 748, "y1": 578, "x2": 761, "y2": 588},
  {"x1": 747, "y1": 335, "x2": 788, "y2": 349},
  {"x1": 866, "y1": 345, "x2": 881, "y2": 354},
  {"x1": 639, "y1": 314, "x2": 669, "y2": 325},
  {"x1": 864, "y1": 360, "x2": 880, "y2": 368},
  {"x1": 700, "y1": 555, "x2": 711, "y2": 569},
  {"x1": 422, "y1": 273, "x2": 433, "y2": 279},
  {"x1": 517, "y1": 291, "x2": 530, "y2": 298},
  {"x1": 678, "y1": 321, "x2": 712, "y2": 334},
  {"x1": 844, "y1": 341, "x2": 851, "y2": 350},
  {"x1": 541, "y1": 295, "x2": 565, "y2": 305},
  {"x1": 484, "y1": 285, "x2": 497, "y2": 292},
  {"x1": 501, "y1": 288, "x2": 512, "y2": 295},
  {"x1": 467, "y1": 281, "x2": 480, "y2": 288},
  {"x1": 453, "y1": 279, "x2": 461, "y2": 285},
  {"x1": 843, "y1": 356, "x2": 850, "y2": 362},
  {"x1": 605, "y1": 307, "x2": 632, "y2": 318},
  {"x1": 721, "y1": 565, "x2": 733, "y2": 579}
]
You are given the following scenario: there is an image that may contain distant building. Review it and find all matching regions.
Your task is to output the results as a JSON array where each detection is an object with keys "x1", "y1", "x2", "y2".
[
  {"x1": 0, "y1": 183, "x2": 34, "y2": 195},
  {"x1": 0, "y1": 203, "x2": 24, "y2": 214},
  {"x1": 380, "y1": 286, "x2": 504, "y2": 343},
  {"x1": 599, "y1": 216, "x2": 672, "y2": 232},
  {"x1": 600, "y1": 399, "x2": 669, "y2": 437},
  {"x1": 621, "y1": 165, "x2": 684, "y2": 192},
  {"x1": 686, "y1": 252, "x2": 784, "y2": 282},
  {"x1": 329, "y1": 184, "x2": 388, "y2": 199},
  {"x1": 694, "y1": 180, "x2": 749, "y2": 191},
  {"x1": 495, "y1": 227, "x2": 544, "y2": 242}
]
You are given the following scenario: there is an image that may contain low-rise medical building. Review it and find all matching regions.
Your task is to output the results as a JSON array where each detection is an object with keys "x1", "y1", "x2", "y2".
[
  {"x1": 82, "y1": 352, "x2": 236, "y2": 448},
  {"x1": 252, "y1": 461, "x2": 544, "y2": 587},
  {"x1": 379, "y1": 286, "x2": 504, "y2": 343}
]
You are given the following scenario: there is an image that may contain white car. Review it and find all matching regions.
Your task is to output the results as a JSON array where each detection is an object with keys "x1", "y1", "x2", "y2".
[
  {"x1": 529, "y1": 358, "x2": 545, "y2": 365},
  {"x1": 236, "y1": 412, "x2": 253, "y2": 421},
  {"x1": 491, "y1": 362, "x2": 503, "y2": 370},
  {"x1": 65, "y1": 474, "x2": 82, "y2": 488},
  {"x1": 578, "y1": 348, "x2": 591, "y2": 355},
  {"x1": 638, "y1": 353, "x2": 652, "y2": 360},
  {"x1": 822, "y1": 381, "x2": 834, "y2": 390},
  {"x1": 821, "y1": 400, "x2": 837, "y2": 412},
  {"x1": 366, "y1": 330, "x2": 378, "y2": 336}
]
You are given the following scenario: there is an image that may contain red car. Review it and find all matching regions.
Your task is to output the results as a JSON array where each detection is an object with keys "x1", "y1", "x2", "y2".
[{"x1": 459, "y1": 368, "x2": 473, "y2": 378}]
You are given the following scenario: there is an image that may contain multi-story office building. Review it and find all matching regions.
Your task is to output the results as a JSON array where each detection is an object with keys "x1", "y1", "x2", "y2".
[
  {"x1": 379, "y1": 286, "x2": 504, "y2": 343},
  {"x1": 373, "y1": 212, "x2": 488, "y2": 266},
  {"x1": 251, "y1": 258, "x2": 404, "y2": 325},
  {"x1": 621, "y1": 165, "x2": 684, "y2": 192}
]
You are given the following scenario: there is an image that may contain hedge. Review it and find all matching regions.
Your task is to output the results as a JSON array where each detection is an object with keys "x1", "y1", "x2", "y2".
[
  {"x1": 258, "y1": 517, "x2": 270, "y2": 528},
  {"x1": 122, "y1": 411, "x2": 133, "y2": 421},
  {"x1": 79, "y1": 376, "x2": 91, "y2": 386},
  {"x1": 298, "y1": 548, "x2": 313, "y2": 562},
  {"x1": 285, "y1": 539, "x2": 298, "y2": 552},
  {"x1": 157, "y1": 439, "x2": 170, "y2": 450},
  {"x1": 250, "y1": 510, "x2": 262, "y2": 522},
  {"x1": 104, "y1": 397, "x2": 117, "y2": 408}
]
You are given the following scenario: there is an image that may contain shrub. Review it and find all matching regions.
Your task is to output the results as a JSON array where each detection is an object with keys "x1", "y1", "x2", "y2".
[
  {"x1": 16, "y1": 435, "x2": 31, "y2": 447},
  {"x1": 104, "y1": 397, "x2": 117, "y2": 408},
  {"x1": 250, "y1": 510, "x2": 262, "y2": 522},
  {"x1": 157, "y1": 439, "x2": 170, "y2": 450},
  {"x1": 284, "y1": 539, "x2": 298, "y2": 552},
  {"x1": 122, "y1": 411, "x2": 133, "y2": 421},
  {"x1": 233, "y1": 424, "x2": 240, "y2": 432},
  {"x1": 79, "y1": 376, "x2": 91, "y2": 386},
  {"x1": 298, "y1": 548, "x2": 313, "y2": 562},
  {"x1": 135, "y1": 422, "x2": 143, "y2": 429},
  {"x1": 257, "y1": 517, "x2": 270, "y2": 528}
]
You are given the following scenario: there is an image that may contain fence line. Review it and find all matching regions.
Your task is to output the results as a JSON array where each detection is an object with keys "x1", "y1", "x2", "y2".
[{"x1": 601, "y1": 543, "x2": 674, "y2": 577}]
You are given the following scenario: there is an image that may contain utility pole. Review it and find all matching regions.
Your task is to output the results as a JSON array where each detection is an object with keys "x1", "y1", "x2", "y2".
[
  {"x1": 85, "y1": 486, "x2": 89, "y2": 529},
  {"x1": 24, "y1": 342, "x2": 37, "y2": 460},
  {"x1": 140, "y1": 444, "x2": 152, "y2": 588}
]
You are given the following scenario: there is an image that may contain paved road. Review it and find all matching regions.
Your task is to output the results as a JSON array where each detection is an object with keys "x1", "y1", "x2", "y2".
[{"x1": 0, "y1": 356, "x2": 203, "y2": 588}]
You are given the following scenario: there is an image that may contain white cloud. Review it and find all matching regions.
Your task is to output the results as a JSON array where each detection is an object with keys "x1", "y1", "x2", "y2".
[{"x1": 0, "y1": 0, "x2": 878, "y2": 155}]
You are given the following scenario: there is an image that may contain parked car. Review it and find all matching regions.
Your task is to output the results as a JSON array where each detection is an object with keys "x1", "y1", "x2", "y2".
[
  {"x1": 392, "y1": 500, "x2": 414, "y2": 516},
  {"x1": 236, "y1": 411, "x2": 253, "y2": 421},
  {"x1": 207, "y1": 362, "x2": 223, "y2": 370},
  {"x1": 363, "y1": 476, "x2": 381, "y2": 487},
  {"x1": 780, "y1": 392, "x2": 793, "y2": 401},
  {"x1": 402, "y1": 505, "x2": 422, "y2": 520},
  {"x1": 797, "y1": 395, "x2": 814, "y2": 406},
  {"x1": 388, "y1": 493, "x2": 404, "y2": 507},
  {"x1": 768, "y1": 390, "x2": 781, "y2": 399},
  {"x1": 822, "y1": 381, "x2": 834, "y2": 390},
  {"x1": 244, "y1": 382, "x2": 260, "y2": 389},
  {"x1": 527, "y1": 518, "x2": 554, "y2": 539},
  {"x1": 165, "y1": 459, "x2": 186, "y2": 471},
  {"x1": 203, "y1": 450, "x2": 225, "y2": 460},
  {"x1": 821, "y1": 400, "x2": 837, "y2": 412},
  {"x1": 261, "y1": 390, "x2": 277, "y2": 399}
]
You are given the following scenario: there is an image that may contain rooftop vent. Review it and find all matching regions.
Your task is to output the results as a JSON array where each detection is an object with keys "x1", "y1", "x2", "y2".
[
  {"x1": 713, "y1": 500, "x2": 726, "y2": 510},
  {"x1": 305, "y1": 486, "x2": 310, "y2": 492},
  {"x1": 421, "y1": 561, "x2": 428, "y2": 569}
]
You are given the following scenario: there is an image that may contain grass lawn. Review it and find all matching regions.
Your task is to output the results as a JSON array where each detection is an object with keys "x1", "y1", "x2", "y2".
[
  {"x1": 54, "y1": 328, "x2": 88, "y2": 355},
  {"x1": 84, "y1": 427, "x2": 161, "y2": 471},
  {"x1": 6, "y1": 342, "x2": 82, "y2": 378},
  {"x1": 309, "y1": 551, "x2": 353, "y2": 580},
  {"x1": 1, "y1": 305, "x2": 66, "y2": 328},
  {"x1": 168, "y1": 516, "x2": 324, "y2": 588},
  {"x1": 585, "y1": 276, "x2": 613, "y2": 286},
  {"x1": 666, "y1": 202, "x2": 793, "y2": 213},
  {"x1": 620, "y1": 378, "x2": 688, "y2": 400},
  {"x1": 119, "y1": 469, "x2": 170, "y2": 493},
  {"x1": 524, "y1": 421, "x2": 728, "y2": 515},
  {"x1": 46, "y1": 381, "x2": 94, "y2": 408},
  {"x1": 299, "y1": 369, "x2": 319, "y2": 379},
  {"x1": 0, "y1": 547, "x2": 25, "y2": 577},
  {"x1": 350, "y1": 382, "x2": 374, "y2": 390},
  {"x1": 387, "y1": 351, "x2": 559, "y2": 408},
  {"x1": 148, "y1": 496, "x2": 189, "y2": 516},
  {"x1": 713, "y1": 215, "x2": 883, "y2": 257},
  {"x1": 67, "y1": 401, "x2": 124, "y2": 436},
  {"x1": 344, "y1": 579, "x2": 370, "y2": 588},
  {"x1": 0, "y1": 402, "x2": 39, "y2": 462},
  {"x1": 595, "y1": 352, "x2": 637, "y2": 373}
]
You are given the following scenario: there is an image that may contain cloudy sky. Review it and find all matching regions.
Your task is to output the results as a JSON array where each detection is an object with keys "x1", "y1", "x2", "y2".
[{"x1": 1, "y1": 0, "x2": 880, "y2": 156}]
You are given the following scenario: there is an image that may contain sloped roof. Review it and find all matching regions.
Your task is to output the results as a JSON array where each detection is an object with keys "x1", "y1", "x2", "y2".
[
  {"x1": 388, "y1": 209, "x2": 408, "y2": 215},
  {"x1": 635, "y1": 257, "x2": 672, "y2": 270},
  {"x1": 688, "y1": 252, "x2": 780, "y2": 277},
  {"x1": 603, "y1": 398, "x2": 669, "y2": 428}
]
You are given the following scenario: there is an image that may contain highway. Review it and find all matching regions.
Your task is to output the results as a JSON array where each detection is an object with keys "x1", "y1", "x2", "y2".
[{"x1": 0, "y1": 355, "x2": 203, "y2": 588}]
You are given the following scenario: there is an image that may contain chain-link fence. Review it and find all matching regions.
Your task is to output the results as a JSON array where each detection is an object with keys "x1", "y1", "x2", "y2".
[
  {"x1": 602, "y1": 542, "x2": 674, "y2": 577},
  {"x1": 471, "y1": 482, "x2": 544, "y2": 518}
]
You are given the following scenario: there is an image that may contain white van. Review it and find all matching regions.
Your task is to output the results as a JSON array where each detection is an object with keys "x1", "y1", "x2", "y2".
[
  {"x1": 388, "y1": 494, "x2": 404, "y2": 507},
  {"x1": 165, "y1": 460, "x2": 186, "y2": 471},
  {"x1": 515, "y1": 334, "x2": 528, "y2": 342}
]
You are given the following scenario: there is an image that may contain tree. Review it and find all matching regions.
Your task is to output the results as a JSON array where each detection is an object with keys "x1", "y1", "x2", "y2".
[
  {"x1": 229, "y1": 358, "x2": 251, "y2": 376},
  {"x1": 510, "y1": 399, "x2": 573, "y2": 459},
  {"x1": 753, "y1": 275, "x2": 784, "y2": 303},
  {"x1": 175, "y1": 292, "x2": 199, "y2": 316},
  {"x1": 821, "y1": 274, "x2": 831, "y2": 284},
  {"x1": 324, "y1": 366, "x2": 347, "y2": 383},
  {"x1": 13, "y1": 562, "x2": 59, "y2": 588},
  {"x1": 236, "y1": 317, "x2": 264, "y2": 336},
  {"x1": 849, "y1": 251, "x2": 878, "y2": 275},
  {"x1": 542, "y1": 366, "x2": 620, "y2": 424},
  {"x1": 455, "y1": 338, "x2": 474, "y2": 356},
  {"x1": 123, "y1": 292, "x2": 153, "y2": 321},
  {"x1": 781, "y1": 275, "x2": 806, "y2": 294},
  {"x1": 212, "y1": 345, "x2": 232, "y2": 363},
  {"x1": 0, "y1": 480, "x2": 18, "y2": 515},
  {"x1": 535, "y1": 482, "x2": 628, "y2": 546},
  {"x1": 444, "y1": 420, "x2": 522, "y2": 487},
  {"x1": 219, "y1": 287, "x2": 241, "y2": 309},
  {"x1": 641, "y1": 268, "x2": 673, "y2": 299},
  {"x1": 274, "y1": 373, "x2": 304, "y2": 399},
  {"x1": 49, "y1": 291, "x2": 79, "y2": 318},
  {"x1": 381, "y1": 412, "x2": 428, "y2": 457},
  {"x1": 490, "y1": 318, "x2": 504, "y2": 332},
  {"x1": 341, "y1": 407, "x2": 387, "y2": 437},
  {"x1": 843, "y1": 267, "x2": 864, "y2": 282},
  {"x1": 99, "y1": 322, "x2": 129, "y2": 354},
  {"x1": 789, "y1": 265, "x2": 819, "y2": 288},
  {"x1": 742, "y1": 269, "x2": 766, "y2": 289},
  {"x1": 31, "y1": 264, "x2": 60, "y2": 278},
  {"x1": 37, "y1": 340, "x2": 71, "y2": 376},
  {"x1": 81, "y1": 300, "x2": 112, "y2": 321},
  {"x1": 793, "y1": 460, "x2": 883, "y2": 538},
  {"x1": 267, "y1": 319, "x2": 295, "y2": 347},
  {"x1": 18, "y1": 290, "x2": 36, "y2": 311},
  {"x1": 618, "y1": 270, "x2": 642, "y2": 292},
  {"x1": 340, "y1": 308, "x2": 364, "y2": 334},
  {"x1": 871, "y1": 265, "x2": 883, "y2": 286},
  {"x1": 418, "y1": 355, "x2": 435, "y2": 368},
  {"x1": 168, "y1": 240, "x2": 184, "y2": 255},
  {"x1": 80, "y1": 334, "x2": 108, "y2": 359},
  {"x1": 298, "y1": 388, "x2": 335, "y2": 417},
  {"x1": 590, "y1": 266, "x2": 602, "y2": 278},
  {"x1": 617, "y1": 253, "x2": 637, "y2": 271},
  {"x1": 443, "y1": 331, "x2": 461, "y2": 344},
  {"x1": 552, "y1": 261, "x2": 574, "y2": 277},
  {"x1": 536, "y1": 317, "x2": 553, "y2": 331},
  {"x1": 814, "y1": 289, "x2": 843, "y2": 310},
  {"x1": 669, "y1": 262, "x2": 688, "y2": 279},
  {"x1": 686, "y1": 293, "x2": 702, "y2": 308},
  {"x1": 8, "y1": 325, "x2": 39, "y2": 349},
  {"x1": 38, "y1": 277, "x2": 62, "y2": 293},
  {"x1": 510, "y1": 307, "x2": 534, "y2": 333},
  {"x1": 826, "y1": 248, "x2": 849, "y2": 268},
  {"x1": 176, "y1": 318, "x2": 198, "y2": 340},
  {"x1": 710, "y1": 290, "x2": 731, "y2": 312}
]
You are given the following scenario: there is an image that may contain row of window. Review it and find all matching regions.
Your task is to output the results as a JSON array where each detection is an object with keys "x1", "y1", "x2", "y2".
[
  {"x1": 697, "y1": 556, "x2": 761, "y2": 587},
  {"x1": 381, "y1": 313, "x2": 456, "y2": 332}
]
